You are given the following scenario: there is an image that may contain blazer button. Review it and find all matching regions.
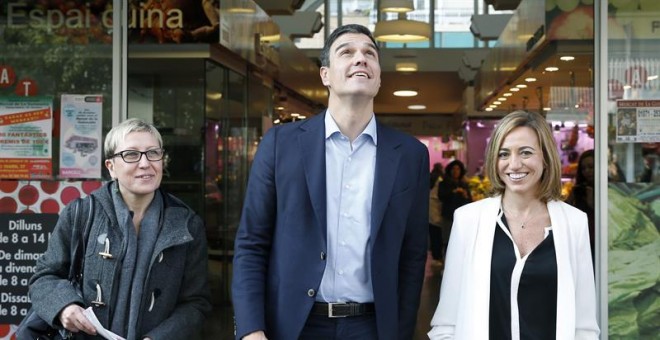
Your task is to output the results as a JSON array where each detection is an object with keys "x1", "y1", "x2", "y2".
[
  {"x1": 320, "y1": 251, "x2": 326, "y2": 260},
  {"x1": 307, "y1": 289, "x2": 316, "y2": 297}
]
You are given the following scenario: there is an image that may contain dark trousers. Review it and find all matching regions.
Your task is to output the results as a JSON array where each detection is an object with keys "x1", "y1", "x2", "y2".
[
  {"x1": 299, "y1": 314, "x2": 378, "y2": 340},
  {"x1": 429, "y1": 223, "x2": 444, "y2": 260}
]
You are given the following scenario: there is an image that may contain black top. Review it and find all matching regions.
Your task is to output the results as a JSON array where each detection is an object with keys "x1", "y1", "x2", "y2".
[{"x1": 489, "y1": 211, "x2": 558, "y2": 339}]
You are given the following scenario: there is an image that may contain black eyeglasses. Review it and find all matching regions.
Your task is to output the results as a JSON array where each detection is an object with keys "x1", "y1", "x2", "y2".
[{"x1": 111, "y1": 148, "x2": 165, "y2": 163}]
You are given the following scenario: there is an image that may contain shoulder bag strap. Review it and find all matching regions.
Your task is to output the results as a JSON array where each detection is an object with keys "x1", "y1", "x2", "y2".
[{"x1": 67, "y1": 195, "x2": 95, "y2": 284}]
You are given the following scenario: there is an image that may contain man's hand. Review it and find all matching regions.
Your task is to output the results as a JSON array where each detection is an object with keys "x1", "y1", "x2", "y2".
[
  {"x1": 243, "y1": 330, "x2": 268, "y2": 340},
  {"x1": 59, "y1": 304, "x2": 97, "y2": 335}
]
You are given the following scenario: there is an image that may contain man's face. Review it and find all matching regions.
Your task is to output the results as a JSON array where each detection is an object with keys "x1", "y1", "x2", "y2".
[{"x1": 319, "y1": 33, "x2": 381, "y2": 99}]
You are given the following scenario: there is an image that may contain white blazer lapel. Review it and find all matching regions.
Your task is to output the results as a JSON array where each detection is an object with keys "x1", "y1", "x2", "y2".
[
  {"x1": 548, "y1": 201, "x2": 576, "y2": 339},
  {"x1": 461, "y1": 197, "x2": 500, "y2": 338}
]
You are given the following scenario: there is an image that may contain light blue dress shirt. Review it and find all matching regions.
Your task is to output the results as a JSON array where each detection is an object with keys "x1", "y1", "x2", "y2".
[{"x1": 318, "y1": 111, "x2": 377, "y2": 303}]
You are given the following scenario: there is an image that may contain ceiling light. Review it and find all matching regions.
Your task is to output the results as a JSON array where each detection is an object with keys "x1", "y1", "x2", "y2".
[
  {"x1": 393, "y1": 89, "x2": 418, "y2": 97},
  {"x1": 525, "y1": 77, "x2": 537, "y2": 82},
  {"x1": 380, "y1": 0, "x2": 414, "y2": 12},
  {"x1": 623, "y1": 84, "x2": 632, "y2": 89},
  {"x1": 227, "y1": 0, "x2": 256, "y2": 13},
  {"x1": 493, "y1": 101, "x2": 502, "y2": 105},
  {"x1": 408, "y1": 104, "x2": 426, "y2": 110},
  {"x1": 498, "y1": 97, "x2": 507, "y2": 101},
  {"x1": 374, "y1": 13, "x2": 431, "y2": 42},
  {"x1": 509, "y1": 88, "x2": 520, "y2": 92},
  {"x1": 290, "y1": 113, "x2": 300, "y2": 117},
  {"x1": 560, "y1": 56, "x2": 575, "y2": 61},
  {"x1": 545, "y1": 66, "x2": 559, "y2": 72},
  {"x1": 485, "y1": 107, "x2": 493, "y2": 111},
  {"x1": 503, "y1": 93, "x2": 512, "y2": 97},
  {"x1": 257, "y1": 20, "x2": 280, "y2": 43},
  {"x1": 648, "y1": 75, "x2": 658, "y2": 80},
  {"x1": 396, "y1": 62, "x2": 418, "y2": 72},
  {"x1": 516, "y1": 84, "x2": 527, "y2": 88},
  {"x1": 489, "y1": 105, "x2": 497, "y2": 108},
  {"x1": 543, "y1": 107, "x2": 551, "y2": 111},
  {"x1": 275, "y1": 106, "x2": 285, "y2": 110}
]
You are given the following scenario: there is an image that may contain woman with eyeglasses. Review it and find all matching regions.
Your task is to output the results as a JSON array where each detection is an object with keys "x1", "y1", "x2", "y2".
[{"x1": 28, "y1": 118, "x2": 211, "y2": 339}]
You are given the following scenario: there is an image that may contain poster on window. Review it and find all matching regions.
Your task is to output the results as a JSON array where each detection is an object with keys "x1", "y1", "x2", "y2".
[
  {"x1": 0, "y1": 96, "x2": 53, "y2": 179},
  {"x1": 616, "y1": 100, "x2": 660, "y2": 143},
  {"x1": 59, "y1": 94, "x2": 103, "y2": 179}
]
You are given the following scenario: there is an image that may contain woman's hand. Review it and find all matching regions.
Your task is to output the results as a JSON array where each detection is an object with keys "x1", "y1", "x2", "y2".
[{"x1": 59, "y1": 304, "x2": 97, "y2": 335}]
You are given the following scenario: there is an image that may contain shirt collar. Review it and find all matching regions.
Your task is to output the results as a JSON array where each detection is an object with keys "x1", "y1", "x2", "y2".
[{"x1": 324, "y1": 111, "x2": 378, "y2": 145}]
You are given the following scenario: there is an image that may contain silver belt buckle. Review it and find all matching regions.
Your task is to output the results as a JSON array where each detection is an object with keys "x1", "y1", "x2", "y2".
[{"x1": 328, "y1": 302, "x2": 347, "y2": 318}]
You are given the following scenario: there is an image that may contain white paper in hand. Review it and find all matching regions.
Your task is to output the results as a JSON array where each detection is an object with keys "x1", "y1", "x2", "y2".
[{"x1": 82, "y1": 307, "x2": 127, "y2": 340}]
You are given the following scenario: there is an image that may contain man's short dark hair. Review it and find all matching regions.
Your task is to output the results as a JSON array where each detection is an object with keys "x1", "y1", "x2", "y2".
[{"x1": 318, "y1": 24, "x2": 379, "y2": 67}]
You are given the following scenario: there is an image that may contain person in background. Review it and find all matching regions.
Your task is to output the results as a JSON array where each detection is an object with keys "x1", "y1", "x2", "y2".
[
  {"x1": 437, "y1": 159, "x2": 472, "y2": 257},
  {"x1": 429, "y1": 163, "x2": 444, "y2": 264},
  {"x1": 429, "y1": 110, "x2": 599, "y2": 339},
  {"x1": 566, "y1": 149, "x2": 595, "y2": 262},
  {"x1": 232, "y1": 24, "x2": 429, "y2": 340},
  {"x1": 608, "y1": 144, "x2": 626, "y2": 182},
  {"x1": 29, "y1": 118, "x2": 212, "y2": 339}
]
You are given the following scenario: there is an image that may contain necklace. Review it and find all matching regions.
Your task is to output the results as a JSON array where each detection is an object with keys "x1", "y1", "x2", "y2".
[{"x1": 502, "y1": 203, "x2": 541, "y2": 228}]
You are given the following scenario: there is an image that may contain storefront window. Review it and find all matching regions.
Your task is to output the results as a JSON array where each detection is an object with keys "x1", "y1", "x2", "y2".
[{"x1": 606, "y1": 1, "x2": 660, "y2": 338}]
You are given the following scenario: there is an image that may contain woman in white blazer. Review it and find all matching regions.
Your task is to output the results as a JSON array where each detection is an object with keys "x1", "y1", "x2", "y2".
[{"x1": 428, "y1": 111, "x2": 599, "y2": 339}]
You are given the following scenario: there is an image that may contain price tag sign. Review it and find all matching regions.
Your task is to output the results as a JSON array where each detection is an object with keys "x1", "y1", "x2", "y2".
[{"x1": 0, "y1": 213, "x2": 58, "y2": 324}]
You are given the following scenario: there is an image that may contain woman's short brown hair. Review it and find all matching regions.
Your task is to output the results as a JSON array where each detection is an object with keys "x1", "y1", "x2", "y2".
[{"x1": 484, "y1": 110, "x2": 562, "y2": 202}]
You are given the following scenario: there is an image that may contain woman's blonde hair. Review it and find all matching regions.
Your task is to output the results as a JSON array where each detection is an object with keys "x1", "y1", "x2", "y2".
[{"x1": 484, "y1": 110, "x2": 562, "y2": 202}]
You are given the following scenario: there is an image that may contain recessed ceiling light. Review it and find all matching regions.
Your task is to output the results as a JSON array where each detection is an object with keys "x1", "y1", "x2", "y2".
[
  {"x1": 510, "y1": 88, "x2": 520, "y2": 92},
  {"x1": 493, "y1": 101, "x2": 502, "y2": 105},
  {"x1": 545, "y1": 66, "x2": 559, "y2": 72},
  {"x1": 503, "y1": 93, "x2": 512, "y2": 97},
  {"x1": 396, "y1": 62, "x2": 418, "y2": 72},
  {"x1": 516, "y1": 84, "x2": 527, "y2": 88},
  {"x1": 393, "y1": 89, "x2": 418, "y2": 97},
  {"x1": 408, "y1": 104, "x2": 426, "y2": 110},
  {"x1": 560, "y1": 56, "x2": 575, "y2": 61},
  {"x1": 290, "y1": 113, "x2": 300, "y2": 117},
  {"x1": 485, "y1": 107, "x2": 493, "y2": 111},
  {"x1": 543, "y1": 107, "x2": 551, "y2": 111},
  {"x1": 498, "y1": 97, "x2": 507, "y2": 101},
  {"x1": 525, "y1": 77, "x2": 537, "y2": 82},
  {"x1": 489, "y1": 104, "x2": 497, "y2": 108},
  {"x1": 275, "y1": 106, "x2": 285, "y2": 110}
]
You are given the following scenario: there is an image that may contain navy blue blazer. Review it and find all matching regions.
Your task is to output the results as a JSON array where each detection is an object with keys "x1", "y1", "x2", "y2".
[{"x1": 232, "y1": 112, "x2": 429, "y2": 340}]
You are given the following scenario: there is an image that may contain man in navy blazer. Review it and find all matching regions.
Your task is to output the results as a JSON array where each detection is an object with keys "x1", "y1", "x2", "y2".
[{"x1": 232, "y1": 24, "x2": 429, "y2": 340}]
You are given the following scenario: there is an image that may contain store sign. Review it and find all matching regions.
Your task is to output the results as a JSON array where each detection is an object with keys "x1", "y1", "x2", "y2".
[
  {"x1": 0, "y1": 213, "x2": 59, "y2": 325},
  {"x1": 3, "y1": 1, "x2": 220, "y2": 44}
]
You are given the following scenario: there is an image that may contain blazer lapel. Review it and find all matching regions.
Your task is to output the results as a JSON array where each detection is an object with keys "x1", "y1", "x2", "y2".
[
  {"x1": 299, "y1": 114, "x2": 328, "y2": 242},
  {"x1": 370, "y1": 123, "x2": 401, "y2": 238}
]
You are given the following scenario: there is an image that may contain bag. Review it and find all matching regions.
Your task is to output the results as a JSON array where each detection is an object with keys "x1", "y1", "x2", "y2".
[{"x1": 16, "y1": 196, "x2": 94, "y2": 340}]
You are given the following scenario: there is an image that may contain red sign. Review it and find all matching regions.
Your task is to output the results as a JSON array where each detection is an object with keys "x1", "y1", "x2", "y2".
[
  {"x1": 0, "y1": 65, "x2": 16, "y2": 88},
  {"x1": 14, "y1": 78, "x2": 39, "y2": 96}
]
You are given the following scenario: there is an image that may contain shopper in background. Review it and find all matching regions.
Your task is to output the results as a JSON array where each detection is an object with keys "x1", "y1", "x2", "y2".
[
  {"x1": 429, "y1": 163, "x2": 444, "y2": 264},
  {"x1": 608, "y1": 144, "x2": 626, "y2": 182},
  {"x1": 29, "y1": 118, "x2": 211, "y2": 339},
  {"x1": 566, "y1": 149, "x2": 595, "y2": 262},
  {"x1": 437, "y1": 159, "x2": 472, "y2": 256},
  {"x1": 232, "y1": 24, "x2": 429, "y2": 340},
  {"x1": 429, "y1": 110, "x2": 599, "y2": 339}
]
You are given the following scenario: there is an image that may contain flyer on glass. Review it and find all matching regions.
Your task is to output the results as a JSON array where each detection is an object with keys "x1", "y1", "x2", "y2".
[
  {"x1": 59, "y1": 94, "x2": 103, "y2": 179},
  {"x1": 0, "y1": 96, "x2": 53, "y2": 179},
  {"x1": 616, "y1": 100, "x2": 660, "y2": 143}
]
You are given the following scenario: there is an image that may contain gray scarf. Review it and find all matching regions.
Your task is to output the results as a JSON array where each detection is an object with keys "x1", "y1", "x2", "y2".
[{"x1": 109, "y1": 182, "x2": 163, "y2": 339}]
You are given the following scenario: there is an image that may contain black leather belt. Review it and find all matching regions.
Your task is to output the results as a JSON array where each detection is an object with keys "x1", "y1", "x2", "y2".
[{"x1": 311, "y1": 302, "x2": 375, "y2": 318}]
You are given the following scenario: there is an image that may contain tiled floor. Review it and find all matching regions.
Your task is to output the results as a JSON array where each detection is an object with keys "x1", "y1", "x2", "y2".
[{"x1": 204, "y1": 252, "x2": 443, "y2": 339}]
